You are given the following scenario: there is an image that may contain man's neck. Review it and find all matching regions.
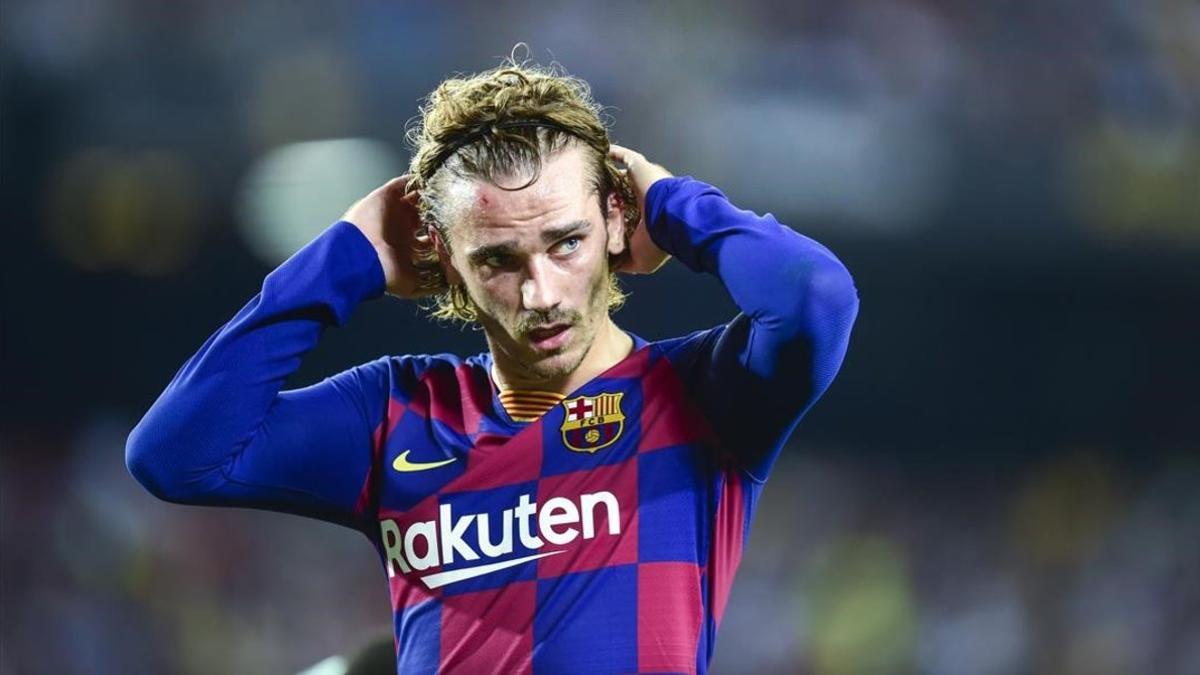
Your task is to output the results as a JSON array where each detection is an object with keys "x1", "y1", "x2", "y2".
[{"x1": 490, "y1": 317, "x2": 634, "y2": 395}]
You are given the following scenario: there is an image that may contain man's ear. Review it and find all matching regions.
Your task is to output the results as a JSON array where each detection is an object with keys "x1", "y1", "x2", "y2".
[
  {"x1": 603, "y1": 191, "x2": 627, "y2": 256},
  {"x1": 429, "y1": 226, "x2": 463, "y2": 285}
]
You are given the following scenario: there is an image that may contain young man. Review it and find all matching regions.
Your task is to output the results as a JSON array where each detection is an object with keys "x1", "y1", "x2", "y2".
[{"x1": 126, "y1": 63, "x2": 859, "y2": 674}]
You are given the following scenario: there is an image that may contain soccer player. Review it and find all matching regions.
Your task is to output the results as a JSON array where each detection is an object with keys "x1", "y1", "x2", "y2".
[{"x1": 126, "y1": 61, "x2": 859, "y2": 674}]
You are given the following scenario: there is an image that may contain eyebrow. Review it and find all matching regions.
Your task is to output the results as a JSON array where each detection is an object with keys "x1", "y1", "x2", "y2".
[{"x1": 465, "y1": 220, "x2": 591, "y2": 264}]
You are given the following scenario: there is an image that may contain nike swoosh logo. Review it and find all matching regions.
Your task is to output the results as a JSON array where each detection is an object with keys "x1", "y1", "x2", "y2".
[
  {"x1": 392, "y1": 450, "x2": 457, "y2": 473},
  {"x1": 419, "y1": 551, "x2": 565, "y2": 589}
]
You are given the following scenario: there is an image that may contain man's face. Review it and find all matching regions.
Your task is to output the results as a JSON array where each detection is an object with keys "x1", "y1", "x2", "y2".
[{"x1": 437, "y1": 145, "x2": 627, "y2": 384}]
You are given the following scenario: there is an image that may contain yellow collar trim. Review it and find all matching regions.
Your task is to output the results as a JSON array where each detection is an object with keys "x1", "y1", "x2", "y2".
[{"x1": 497, "y1": 389, "x2": 566, "y2": 422}]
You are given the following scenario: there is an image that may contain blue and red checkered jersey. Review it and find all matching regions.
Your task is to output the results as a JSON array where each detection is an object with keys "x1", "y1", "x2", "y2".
[{"x1": 127, "y1": 176, "x2": 859, "y2": 674}]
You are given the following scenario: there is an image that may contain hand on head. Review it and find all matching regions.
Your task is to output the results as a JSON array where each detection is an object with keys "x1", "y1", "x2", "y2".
[
  {"x1": 609, "y1": 144, "x2": 673, "y2": 275},
  {"x1": 342, "y1": 174, "x2": 435, "y2": 299}
]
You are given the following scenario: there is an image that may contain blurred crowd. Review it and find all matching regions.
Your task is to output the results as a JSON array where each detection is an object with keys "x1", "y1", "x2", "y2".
[
  {"x1": 721, "y1": 450, "x2": 1200, "y2": 674},
  {"x1": 3, "y1": 0, "x2": 1197, "y2": 673},
  {"x1": 4, "y1": 0, "x2": 1197, "y2": 280}
]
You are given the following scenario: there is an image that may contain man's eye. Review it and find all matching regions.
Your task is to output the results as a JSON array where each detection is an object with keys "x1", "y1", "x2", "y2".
[
  {"x1": 557, "y1": 237, "x2": 581, "y2": 254},
  {"x1": 484, "y1": 255, "x2": 510, "y2": 268}
]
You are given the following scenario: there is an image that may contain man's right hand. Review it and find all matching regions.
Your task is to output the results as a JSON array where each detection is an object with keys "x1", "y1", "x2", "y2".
[{"x1": 341, "y1": 175, "x2": 433, "y2": 299}]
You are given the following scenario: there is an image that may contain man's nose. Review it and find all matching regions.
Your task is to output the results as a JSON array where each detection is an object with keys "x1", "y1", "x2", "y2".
[{"x1": 520, "y1": 256, "x2": 561, "y2": 311}]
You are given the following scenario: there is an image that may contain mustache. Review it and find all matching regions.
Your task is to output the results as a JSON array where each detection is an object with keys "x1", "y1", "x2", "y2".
[{"x1": 517, "y1": 310, "x2": 580, "y2": 334}]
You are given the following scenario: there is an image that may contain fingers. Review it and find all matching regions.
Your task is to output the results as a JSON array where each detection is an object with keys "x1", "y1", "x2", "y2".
[
  {"x1": 382, "y1": 175, "x2": 423, "y2": 208},
  {"x1": 384, "y1": 174, "x2": 412, "y2": 189},
  {"x1": 378, "y1": 174, "x2": 414, "y2": 199},
  {"x1": 608, "y1": 144, "x2": 643, "y2": 167}
]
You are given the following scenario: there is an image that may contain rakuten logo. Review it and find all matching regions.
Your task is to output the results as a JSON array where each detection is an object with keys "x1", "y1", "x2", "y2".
[{"x1": 379, "y1": 491, "x2": 621, "y2": 589}]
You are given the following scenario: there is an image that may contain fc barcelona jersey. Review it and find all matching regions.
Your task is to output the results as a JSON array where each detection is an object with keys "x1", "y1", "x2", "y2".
[{"x1": 126, "y1": 176, "x2": 860, "y2": 674}]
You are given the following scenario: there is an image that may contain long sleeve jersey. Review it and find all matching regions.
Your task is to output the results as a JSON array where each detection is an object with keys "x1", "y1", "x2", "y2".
[{"x1": 126, "y1": 176, "x2": 859, "y2": 674}]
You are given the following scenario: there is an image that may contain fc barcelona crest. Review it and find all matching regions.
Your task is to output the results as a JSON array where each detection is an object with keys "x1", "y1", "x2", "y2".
[{"x1": 560, "y1": 392, "x2": 625, "y2": 453}]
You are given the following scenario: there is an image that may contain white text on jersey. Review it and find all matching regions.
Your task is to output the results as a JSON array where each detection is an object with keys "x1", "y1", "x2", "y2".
[{"x1": 379, "y1": 491, "x2": 621, "y2": 588}]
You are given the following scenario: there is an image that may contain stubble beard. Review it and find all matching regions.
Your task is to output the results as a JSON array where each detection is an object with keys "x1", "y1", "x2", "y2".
[{"x1": 480, "y1": 260, "x2": 611, "y2": 385}]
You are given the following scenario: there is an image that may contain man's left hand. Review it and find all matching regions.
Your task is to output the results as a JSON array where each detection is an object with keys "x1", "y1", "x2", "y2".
[{"x1": 610, "y1": 144, "x2": 672, "y2": 274}]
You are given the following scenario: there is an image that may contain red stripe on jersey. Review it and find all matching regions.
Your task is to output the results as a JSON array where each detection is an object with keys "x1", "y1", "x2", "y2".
[
  {"x1": 383, "y1": 493, "x2": 443, "y2": 609},
  {"x1": 638, "y1": 357, "x2": 717, "y2": 454},
  {"x1": 439, "y1": 581, "x2": 536, "y2": 674},
  {"x1": 354, "y1": 397, "x2": 407, "y2": 520},
  {"x1": 443, "y1": 427, "x2": 542, "y2": 493},
  {"x1": 385, "y1": 396, "x2": 408, "y2": 437},
  {"x1": 455, "y1": 362, "x2": 491, "y2": 437},
  {"x1": 388, "y1": 563, "x2": 442, "y2": 609},
  {"x1": 410, "y1": 364, "x2": 489, "y2": 436},
  {"x1": 535, "y1": 459, "x2": 639, "y2": 579},
  {"x1": 638, "y1": 562, "x2": 703, "y2": 673},
  {"x1": 709, "y1": 466, "x2": 747, "y2": 626}
]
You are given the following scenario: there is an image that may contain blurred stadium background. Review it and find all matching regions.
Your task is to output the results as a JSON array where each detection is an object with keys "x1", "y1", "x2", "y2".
[{"x1": 2, "y1": 1, "x2": 1198, "y2": 673}]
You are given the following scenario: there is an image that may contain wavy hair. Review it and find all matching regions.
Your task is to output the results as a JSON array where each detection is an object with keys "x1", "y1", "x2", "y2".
[{"x1": 404, "y1": 51, "x2": 638, "y2": 323}]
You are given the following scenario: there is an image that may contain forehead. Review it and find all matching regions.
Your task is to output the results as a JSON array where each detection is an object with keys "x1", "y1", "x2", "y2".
[{"x1": 446, "y1": 145, "x2": 596, "y2": 239}]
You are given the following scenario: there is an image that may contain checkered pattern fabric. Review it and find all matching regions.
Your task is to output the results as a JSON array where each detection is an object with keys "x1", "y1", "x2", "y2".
[{"x1": 356, "y1": 338, "x2": 757, "y2": 674}]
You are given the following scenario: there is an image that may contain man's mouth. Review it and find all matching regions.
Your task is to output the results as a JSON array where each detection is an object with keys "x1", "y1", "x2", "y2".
[{"x1": 526, "y1": 324, "x2": 571, "y2": 351}]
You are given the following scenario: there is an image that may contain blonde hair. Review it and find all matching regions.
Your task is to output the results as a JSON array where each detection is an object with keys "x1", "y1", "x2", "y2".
[{"x1": 404, "y1": 50, "x2": 638, "y2": 323}]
